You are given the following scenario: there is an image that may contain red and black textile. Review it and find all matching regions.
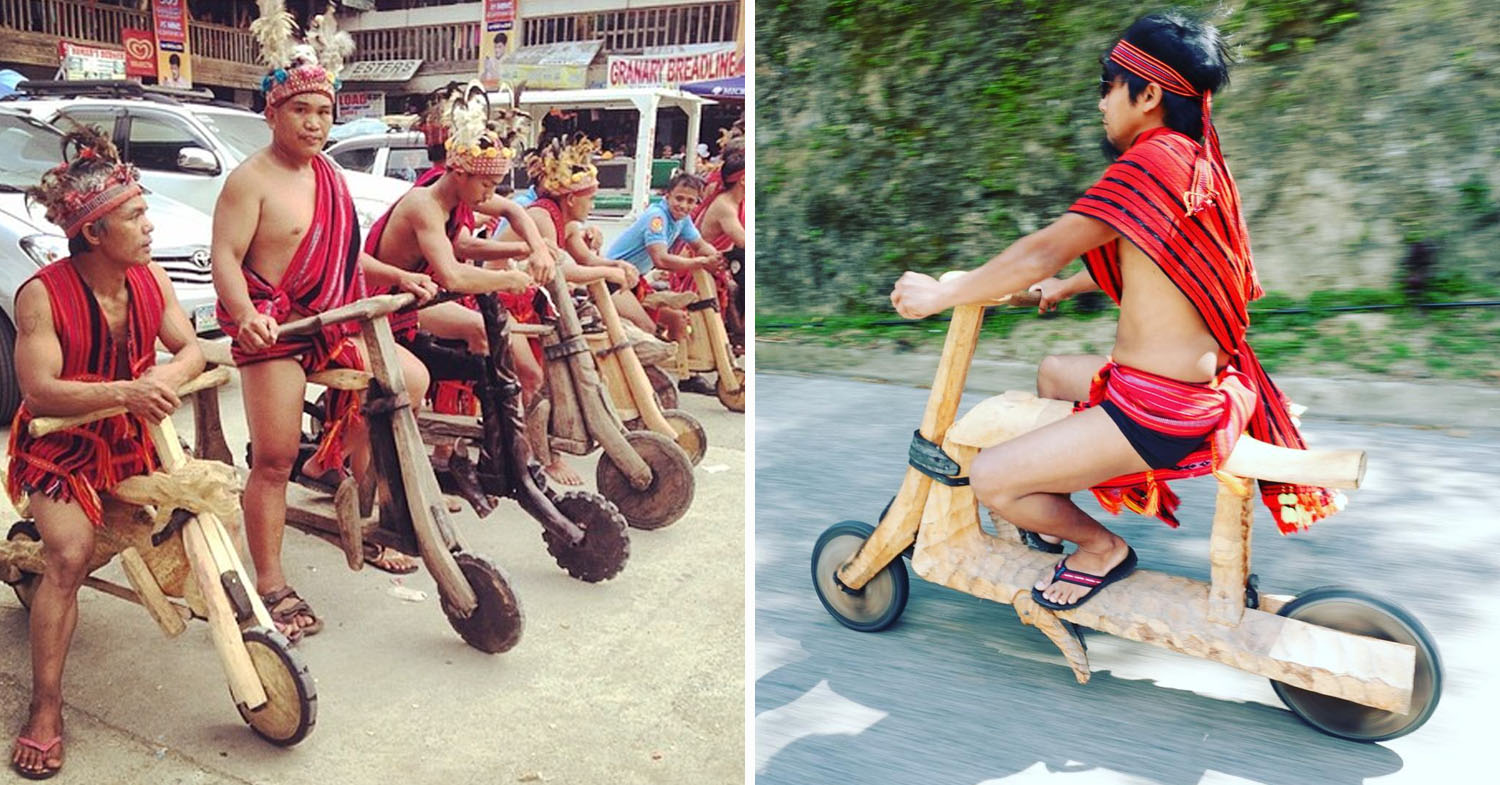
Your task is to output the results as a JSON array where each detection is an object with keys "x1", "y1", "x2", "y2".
[
  {"x1": 216, "y1": 153, "x2": 368, "y2": 472},
  {"x1": 7, "y1": 260, "x2": 165, "y2": 526},
  {"x1": 1068, "y1": 127, "x2": 1340, "y2": 533}
]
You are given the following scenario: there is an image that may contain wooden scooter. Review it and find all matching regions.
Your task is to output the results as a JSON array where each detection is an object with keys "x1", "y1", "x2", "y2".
[
  {"x1": 196, "y1": 294, "x2": 525, "y2": 654},
  {"x1": 539, "y1": 273, "x2": 696, "y2": 530},
  {"x1": 409, "y1": 292, "x2": 631, "y2": 583},
  {"x1": 583, "y1": 279, "x2": 707, "y2": 465},
  {"x1": 679, "y1": 267, "x2": 745, "y2": 413},
  {"x1": 2, "y1": 368, "x2": 316, "y2": 746},
  {"x1": 811, "y1": 283, "x2": 1443, "y2": 742}
]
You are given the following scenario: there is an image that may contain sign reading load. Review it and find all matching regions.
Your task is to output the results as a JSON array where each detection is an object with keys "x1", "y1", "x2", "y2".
[{"x1": 607, "y1": 45, "x2": 739, "y2": 89}]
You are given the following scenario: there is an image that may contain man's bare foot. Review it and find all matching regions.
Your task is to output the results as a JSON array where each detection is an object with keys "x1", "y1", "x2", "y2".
[
  {"x1": 1033, "y1": 534, "x2": 1131, "y2": 607},
  {"x1": 362, "y1": 543, "x2": 419, "y2": 575},
  {"x1": 544, "y1": 457, "x2": 584, "y2": 486},
  {"x1": 12, "y1": 702, "x2": 63, "y2": 778}
]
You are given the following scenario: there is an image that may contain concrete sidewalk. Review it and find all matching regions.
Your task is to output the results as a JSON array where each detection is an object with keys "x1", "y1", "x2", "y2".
[{"x1": 756, "y1": 340, "x2": 1500, "y2": 430}]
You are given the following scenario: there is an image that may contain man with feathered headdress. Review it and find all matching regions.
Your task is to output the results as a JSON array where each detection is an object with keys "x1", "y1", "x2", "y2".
[
  {"x1": 7, "y1": 126, "x2": 205, "y2": 779},
  {"x1": 213, "y1": 1, "x2": 439, "y2": 635}
]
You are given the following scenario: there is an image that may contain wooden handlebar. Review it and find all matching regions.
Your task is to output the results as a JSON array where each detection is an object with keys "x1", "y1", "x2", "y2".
[
  {"x1": 27, "y1": 367, "x2": 233, "y2": 438},
  {"x1": 277, "y1": 293, "x2": 416, "y2": 337}
]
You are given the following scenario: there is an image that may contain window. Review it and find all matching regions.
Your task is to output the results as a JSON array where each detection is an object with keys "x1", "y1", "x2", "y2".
[
  {"x1": 125, "y1": 113, "x2": 214, "y2": 174},
  {"x1": 384, "y1": 147, "x2": 430, "y2": 182},
  {"x1": 332, "y1": 146, "x2": 377, "y2": 174},
  {"x1": 52, "y1": 110, "x2": 120, "y2": 140},
  {"x1": 525, "y1": 1, "x2": 739, "y2": 53}
]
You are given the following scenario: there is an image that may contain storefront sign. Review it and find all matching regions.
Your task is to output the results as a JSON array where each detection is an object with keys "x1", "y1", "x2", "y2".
[
  {"x1": 498, "y1": 40, "x2": 600, "y2": 90},
  {"x1": 57, "y1": 42, "x2": 126, "y2": 81},
  {"x1": 121, "y1": 29, "x2": 157, "y2": 78},
  {"x1": 152, "y1": 0, "x2": 192, "y2": 88},
  {"x1": 343, "y1": 59, "x2": 423, "y2": 82},
  {"x1": 607, "y1": 46, "x2": 740, "y2": 89},
  {"x1": 479, "y1": 0, "x2": 519, "y2": 90},
  {"x1": 337, "y1": 91, "x2": 386, "y2": 122}
]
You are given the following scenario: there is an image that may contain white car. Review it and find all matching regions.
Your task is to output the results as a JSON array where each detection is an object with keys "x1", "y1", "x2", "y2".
[
  {"x1": 5, "y1": 81, "x2": 410, "y2": 234},
  {"x1": 0, "y1": 107, "x2": 220, "y2": 421}
]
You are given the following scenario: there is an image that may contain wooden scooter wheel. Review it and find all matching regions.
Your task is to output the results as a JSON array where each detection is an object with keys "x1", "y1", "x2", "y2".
[
  {"x1": 236, "y1": 627, "x2": 318, "y2": 746},
  {"x1": 659, "y1": 408, "x2": 707, "y2": 465},
  {"x1": 5, "y1": 520, "x2": 41, "y2": 610},
  {"x1": 441, "y1": 552, "x2": 525, "y2": 654},
  {"x1": 544, "y1": 492, "x2": 631, "y2": 582},
  {"x1": 1271, "y1": 586, "x2": 1443, "y2": 741},
  {"x1": 811, "y1": 520, "x2": 909, "y2": 632},
  {"x1": 644, "y1": 364, "x2": 679, "y2": 411},
  {"x1": 595, "y1": 430, "x2": 695, "y2": 530},
  {"x1": 715, "y1": 367, "x2": 745, "y2": 412}
]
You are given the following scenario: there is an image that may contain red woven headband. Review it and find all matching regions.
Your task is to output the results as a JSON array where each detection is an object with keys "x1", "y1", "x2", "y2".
[{"x1": 1108, "y1": 39, "x2": 1220, "y2": 215}]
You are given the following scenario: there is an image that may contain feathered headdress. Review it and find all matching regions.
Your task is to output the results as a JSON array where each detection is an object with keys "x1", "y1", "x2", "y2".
[
  {"x1": 525, "y1": 133, "x2": 601, "y2": 197},
  {"x1": 253, "y1": 1, "x2": 354, "y2": 107},
  {"x1": 26, "y1": 124, "x2": 144, "y2": 239},
  {"x1": 443, "y1": 81, "x2": 524, "y2": 177}
]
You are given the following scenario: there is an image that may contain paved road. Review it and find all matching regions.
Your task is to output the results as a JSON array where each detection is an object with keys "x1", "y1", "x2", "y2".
[
  {"x1": 1, "y1": 375, "x2": 744, "y2": 784},
  {"x1": 756, "y1": 371, "x2": 1500, "y2": 785}
]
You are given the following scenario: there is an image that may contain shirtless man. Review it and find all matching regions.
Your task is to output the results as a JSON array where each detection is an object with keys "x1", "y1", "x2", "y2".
[
  {"x1": 892, "y1": 11, "x2": 1340, "y2": 611},
  {"x1": 9, "y1": 128, "x2": 204, "y2": 778},
  {"x1": 214, "y1": 29, "x2": 437, "y2": 636}
]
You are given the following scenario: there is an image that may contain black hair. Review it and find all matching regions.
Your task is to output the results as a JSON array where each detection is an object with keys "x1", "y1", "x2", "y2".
[
  {"x1": 665, "y1": 171, "x2": 706, "y2": 195},
  {"x1": 1101, "y1": 11, "x2": 1232, "y2": 141},
  {"x1": 494, "y1": 33, "x2": 507, "y2": 45},
  {"x1": 169, "y1": 53, "x2": 181, "y2": 66},
  {"x1": 428, "y1": 144, "x2": 446, "y2": 164},
  {"x1": 68, "y1": 216, "x2": 107, "y2": 255},
  {"x1": 721, "y1": 150, "x2": 745, "y2": 181}
]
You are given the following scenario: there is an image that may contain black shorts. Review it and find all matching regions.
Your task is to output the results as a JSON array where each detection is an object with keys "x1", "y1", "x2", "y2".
[
  {"x1": 402, "y1": 332, "x2": 484, "y2": 383},
  {"x1": 1099, "y1": 399, "x2": 1207, "y2": 470}
]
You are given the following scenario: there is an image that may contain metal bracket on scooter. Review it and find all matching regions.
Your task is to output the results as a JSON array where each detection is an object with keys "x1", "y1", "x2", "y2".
[
  {"x1": 832, "y1": 571, "x2": 864, "y2": 597},
  {"x1": 1245, "y1": 573, "x2": 1260, "y2": 610},
  {"x1": 908, "y1": 429, "x2": 969, "y2": 486},
  {"x1": 362, "y1": 391, "x2": 412, "y2": 417},
  {"x1": 543, "y1": 336, "x2": 590, "y2": 360},
  {"x1": 151, "y1": 507, "x2": 197, "y2": 548},
  {"x1": 592, "y1": 340, "x2": 633, "y2": 359},
  {"x1": 687, "y1": 297, "x2": 718, "y2": 312}
]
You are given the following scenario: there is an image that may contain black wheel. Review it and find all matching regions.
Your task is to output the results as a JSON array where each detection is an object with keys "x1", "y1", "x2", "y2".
[
  {"x1": 5, "y1": 520, "x2": 41, "y2": 610},
  {"x1": 596, "y1": 430, "x2": 694, "y2": 530},
  {"x1": 715, "y1": 366, "x2": 745, "y2": 413},
  {"x1": 644, "y1": 364, "x2": 679, "y2": 411},
  {"x1": 811, "y1": 521, "x2": 909, "y2": 632},
  {"x1": 1270, "y1": 586, "x2": 1442, "y2": 741},
  {"x1": 441, "y1": 552, "x2": 525, "y2": 654},
  {"x1": 660, "y1": 408, "x2": 707, "y2": 465},
  {"x1": 0, "y1": 316, "x2": 20, "y2": 423},
  {"x1": 544, "y1": 492, "x2": 630, "y2": 582},
  {"x1": 235, "y1": 627, "x2": 317, "y2": 746}
]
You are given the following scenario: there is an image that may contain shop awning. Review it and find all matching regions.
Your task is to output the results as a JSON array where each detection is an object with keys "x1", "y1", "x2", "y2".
[
  {"x1": 499, "y1": 41, "x2": 603, "y2": 91},
  {"x1": 681, "y1": 75, "x2": 744, "y2": 101}
]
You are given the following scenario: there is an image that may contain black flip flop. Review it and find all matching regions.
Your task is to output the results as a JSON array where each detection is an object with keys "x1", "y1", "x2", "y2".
[{"x1": 1031, "y1": 547, "x2": 1138, "y2": 611}]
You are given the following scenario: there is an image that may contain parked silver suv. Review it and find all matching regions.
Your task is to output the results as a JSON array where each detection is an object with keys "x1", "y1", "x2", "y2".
[{"x1": 0, "y1": 107, "x2": 218, "y2": 421}]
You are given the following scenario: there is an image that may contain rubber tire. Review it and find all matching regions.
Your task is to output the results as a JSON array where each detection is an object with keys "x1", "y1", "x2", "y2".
[
  {"x1": 0, "y1": 316, "x2": 20, "y2": 424},
  {"x1": 442, "y1": 552, "x2": 525, "y2": 654},
  {"x1": 235, "y1": 627, "x2": 318, "y2": 747},
  {"x1": 644, "y1": 364, "x2": 679, "y2": 411},
  {"x1": 595, "y1": 430, "x2": 694, "y2": 530},
  {"x1": 715, "y1": 366, "x2": 745, "y2": 412},
  {"x1": 1270, "y1": 586, "x2": 1443, "y2": 741},
  {"x1": 544, "y1": 492, "x2": 631, "y2": 583},
  {"x1": 660, "y1": 408, "x2": 707, "y2": 465},
  {"x1": 811, "y1": 520, "x2": 909, "y2": 633},
  {"x1": 5, "y1": 520, "x2": 41, "y2": 610}
]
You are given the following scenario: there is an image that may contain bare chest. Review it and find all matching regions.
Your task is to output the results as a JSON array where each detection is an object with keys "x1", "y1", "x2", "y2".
[{"x1": 246, "y1": 172, "x2": 317, "y2": 285}]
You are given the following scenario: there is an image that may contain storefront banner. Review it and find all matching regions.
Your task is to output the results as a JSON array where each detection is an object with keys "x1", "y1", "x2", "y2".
[
  {"x1": 152, "y1": 0, "x2": 192, "y2": 88},
  {"x1": 337, "y1": 91, "x2": 386, "y2": 122},
  {"x1": 122, "y1": 29, "x2": 157, "y2": 78},
  {"x1": 607, "y1": 46, "x2": 740, "y2": 88},
  {"x1": 58, "y1": 42, "x2": 126, "y2": 81},
  {"x1": 498, "y1": 40, "x2": 600, "y2": 90},
  {"x1": 479, "y1": 0, "x2": 519, "y2": 90}
]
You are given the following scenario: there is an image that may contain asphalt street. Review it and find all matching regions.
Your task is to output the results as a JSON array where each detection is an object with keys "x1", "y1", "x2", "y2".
[
  {"x1": 755, "y1": 370, "x2": 1500, "y2": 785},
  {"x1": 0, "y1": 371, "x2": 745, "y2": 784}
]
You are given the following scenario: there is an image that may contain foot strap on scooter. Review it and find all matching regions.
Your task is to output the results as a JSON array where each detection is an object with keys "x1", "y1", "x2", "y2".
[
  {"x1": 543, "y1": 336, "x2": 590, "y2": 360},
  {"x1": 687, "y1": 298, "x2": 718, "y2": 312},
  {"x1": 908, "y1": 429, "x2": 969, "y2": 486}
]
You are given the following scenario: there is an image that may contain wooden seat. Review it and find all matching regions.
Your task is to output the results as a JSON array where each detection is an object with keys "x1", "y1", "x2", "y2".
[{"x1": 947, "y1": 390, "x2": 1364, "y2": 489}]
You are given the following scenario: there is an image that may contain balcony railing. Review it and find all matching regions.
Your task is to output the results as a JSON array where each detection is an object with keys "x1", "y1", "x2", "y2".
[
  {"x1": 527, "y1": 1, "x2": 738, "y2": 54},
  {"x1": 0, "y1": 0, "x2": 149, "y2": 40},
  {"x1": 190, "y1": 20, "x2": 258, "y2": 66},
  {"x1": 351, "y1": 22, "x2": 478, "y2": 67}
]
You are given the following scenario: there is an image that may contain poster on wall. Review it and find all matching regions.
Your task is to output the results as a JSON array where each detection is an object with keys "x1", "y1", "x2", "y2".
[
  {"x1": 152, "y1": 0, "x2": 193, "y2": 88},
  {"x1": 58, "y1": 42, "x2": 127, "y2": 81},
  {"x1": 122, "y1": 29, "x2": 158, "y2": 79},
  {"x1": 478, "y1": 0, "x2": 519, "y2": 90},
  {"x1": 337, "y1": 91, "x2": 387, "y2": 122}
]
